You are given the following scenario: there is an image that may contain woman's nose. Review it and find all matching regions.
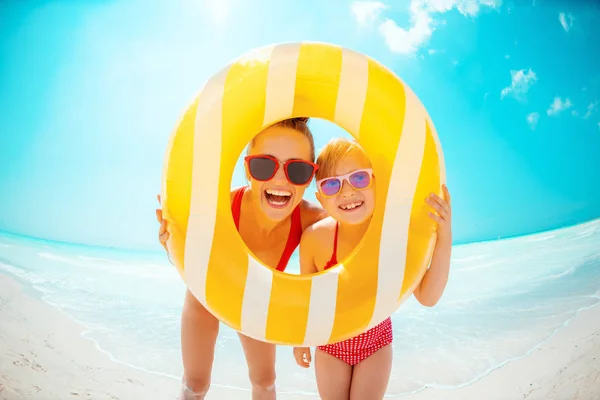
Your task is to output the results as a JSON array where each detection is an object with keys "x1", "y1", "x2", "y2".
[{"x1": 272, "y1": 164, "x2": 287, "y2": 183}]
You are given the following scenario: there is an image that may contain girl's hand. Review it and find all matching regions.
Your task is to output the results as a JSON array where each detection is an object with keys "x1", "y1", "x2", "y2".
[
  {"x1": 426, "y1": 184, "x2": 452, "y2": 242},
  {"x1": 293, "y1": 347, "x2": 312, "y2": 368},
  {"x1": 156, "y1": 195, "x2": 170, "y2": 251}
]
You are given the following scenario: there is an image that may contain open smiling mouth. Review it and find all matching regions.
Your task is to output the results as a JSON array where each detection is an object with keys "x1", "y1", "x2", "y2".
[
  {"x1": 339, "y1": 201, "x2": 364, "y2": 211},
  {"x1": 264, "y1": 189, "x2": 292, "y2": 208}
]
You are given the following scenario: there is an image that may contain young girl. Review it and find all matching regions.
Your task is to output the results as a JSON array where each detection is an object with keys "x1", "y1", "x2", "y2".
[{"x1": 292, "y1": 138, "x2": 453, "y2": 400}]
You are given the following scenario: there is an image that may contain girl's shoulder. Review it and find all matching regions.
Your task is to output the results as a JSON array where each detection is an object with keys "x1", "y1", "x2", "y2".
[
  {"x1": 299, "y1": 199, "x2": 327, "y2": 230},
  {"x1": 301, "y1": 216, "x2": 337, "y2": 242},
  {"x1": 300, "y1": 217, "x2": 337, "y2": 264}
]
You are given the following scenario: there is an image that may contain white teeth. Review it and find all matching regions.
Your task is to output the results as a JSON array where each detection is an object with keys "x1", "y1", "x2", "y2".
[
  {"x1": 266, "y1": 189, "x2": 292, "y2": 197},
  {"x1": 340, "y1": 201, "x2": 363, "y2": 210},
  {"x1": 265, "y1": 188, "x2": 292, "y2": 207}
]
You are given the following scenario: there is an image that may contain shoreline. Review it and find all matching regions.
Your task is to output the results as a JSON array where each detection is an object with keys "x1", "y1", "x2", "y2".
[
  {"x1": 1, "y1": 272, "x2": 599, "y2": 399},
  {"x1": 399, "y1": 296, "x2": 600, "y2": 397},
  {"x1": 0, "y1": 272, "x2": 178, "y2": 400},
  {"x1": 2, "y1": 216, "x2": 599, "y2": 255}
]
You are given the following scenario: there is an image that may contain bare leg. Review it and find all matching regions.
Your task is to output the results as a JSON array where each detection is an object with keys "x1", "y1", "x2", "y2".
[
  {"x1": 237, "y1": 333, "x2": 278, "y2": 400},
  {"x1": 179, "y1": 290, "x2": 220, "y2": 399},
  {"x1": 349, "y1": 344, "x2": 393, "y2": 400},
  {"x1": 314, "y1": 348, "x2": 353, "y2": 400}
]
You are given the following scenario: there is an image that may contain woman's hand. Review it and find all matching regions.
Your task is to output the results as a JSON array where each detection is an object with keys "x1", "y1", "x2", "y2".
[
  {"x1": 156, "y1": 195, "x2": 170, "y2": 252},
  {"x1": 293, "y1": 347, "x2": 312, "y2": 368},
  {"x1": 426, "y1": 184, "x2": 452, "y2": 242}
]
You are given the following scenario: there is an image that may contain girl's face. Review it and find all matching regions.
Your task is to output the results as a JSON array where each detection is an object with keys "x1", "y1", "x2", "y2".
[
  {"x1": 316, "y1": 153, "x2": 376, "y2": 225},
  {"x1": 245, "y1": 125, "x2": 316, "y2": 222}
]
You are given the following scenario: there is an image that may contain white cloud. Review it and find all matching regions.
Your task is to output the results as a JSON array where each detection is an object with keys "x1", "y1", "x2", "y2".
[
  {"x1": 559, "y1": 12, "x2": 574, "y2": 32},
  {"x1": 367, "y1": 0, "x2": 502, "y2": 55},
  {"x1": 421, "y1": 0, "x2": 502, "y2": 16},
  {"x1": 527, "y1": 112, "x2": 539, "y2": 130},
  {"x1": 547, "y1": 97, "x2": 573, "y2": 116},
  {"x1": 379, "y1": 2, "x2": 433, "y2": 55},
  {"x1": 500, "y1": 69, "x2": 538, "y2": 101},
  {"x1": 583, "y1": 101, "x2": 598, "y2": 119},
  {"x1": 351, "y1": 1, "x2": 388, "y2": 26}
]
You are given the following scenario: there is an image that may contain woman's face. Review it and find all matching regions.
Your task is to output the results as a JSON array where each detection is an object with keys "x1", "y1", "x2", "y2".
[{"x1": 246, "y1": 125, "x2": 315, "y2": 222}]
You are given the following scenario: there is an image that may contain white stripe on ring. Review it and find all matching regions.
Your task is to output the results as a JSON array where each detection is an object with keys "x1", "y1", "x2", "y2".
[
  {"x1": 428, "y1": 115, "x2": 447, "y2": 186},
  {"x1": 334, "y1": 48, "x2": 370, "y2": 136},
  {"x1": 262, "y1": 43, "x2": 302, "y2": 127},
  {"x1": 239, "y1": 43, "x2": 302, "y2": 337},
  {"x1": 302, "y1": 48, "x2": 370, "y2": 346},
  {"x1": 184, "y1": 65, "x2": 231, "y2": 307},
  {"x1": 302, "y1": 268, "x2": 340, "y2": 346},
  {"x1": 369, "y1": 83, "x2": 427, "y2": 329},
  {"x1": 240, "y1": 254, "x2": 274, "y2": 339}
]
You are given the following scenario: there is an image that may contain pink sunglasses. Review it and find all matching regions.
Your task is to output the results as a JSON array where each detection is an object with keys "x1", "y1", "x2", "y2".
[{"x1": 316, "y1": 168, "x2": 374, "y2": 197}]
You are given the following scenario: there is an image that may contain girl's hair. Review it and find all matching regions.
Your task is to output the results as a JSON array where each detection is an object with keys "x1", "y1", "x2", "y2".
[
  {"x1": 248, "y1": 117, "x2": 316, "y2": 161},
  {"x1": 315, "y1": 137, "x2": 370, "y2": 181}
]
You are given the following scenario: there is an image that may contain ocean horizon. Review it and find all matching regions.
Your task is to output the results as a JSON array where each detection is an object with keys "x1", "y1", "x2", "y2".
[{"x1": 1, "y1": 219, "x2": 599, "y2": 397}]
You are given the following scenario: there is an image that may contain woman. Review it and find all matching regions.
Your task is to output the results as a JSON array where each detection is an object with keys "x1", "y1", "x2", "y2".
[{"x1": 156, "y1": 117, "x2": 326, "y2": 400}]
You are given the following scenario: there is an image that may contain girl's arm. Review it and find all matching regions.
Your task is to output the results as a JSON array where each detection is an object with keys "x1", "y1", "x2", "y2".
[
  {"x1": 413, "y1": 185, "x2": 452, "y2": 307},
  {"x1": 292, "y1": 229, "x2": 319, "y2": 368}
]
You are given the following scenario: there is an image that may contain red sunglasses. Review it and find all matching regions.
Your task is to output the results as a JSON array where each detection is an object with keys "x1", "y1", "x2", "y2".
[{"x1": 244, "y1": 155, "x2": 319, "y2": 186}]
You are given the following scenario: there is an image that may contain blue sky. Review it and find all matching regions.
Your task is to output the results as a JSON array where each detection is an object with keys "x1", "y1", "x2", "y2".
[{"x1": 0, "y1": 0, "x2": 599, "y2": 252}]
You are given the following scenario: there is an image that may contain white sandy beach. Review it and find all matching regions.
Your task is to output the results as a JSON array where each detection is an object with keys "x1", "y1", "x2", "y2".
[{"x1": 0, "y1": 273, "x2": 599, "y2": 400}]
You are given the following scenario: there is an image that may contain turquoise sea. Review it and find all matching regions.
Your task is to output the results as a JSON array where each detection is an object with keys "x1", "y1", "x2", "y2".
[{"x1": 1, "y1": 219, "x2": 599, "y2": 397}]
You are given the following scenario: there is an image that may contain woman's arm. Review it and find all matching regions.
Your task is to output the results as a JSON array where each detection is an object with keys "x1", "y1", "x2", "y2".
[
  {"x1": 293, "y1": 228, "x2": 319, "y2": 368},
  {"x1": 413, "y1": 185, "x2": 452, "y2": 307}
]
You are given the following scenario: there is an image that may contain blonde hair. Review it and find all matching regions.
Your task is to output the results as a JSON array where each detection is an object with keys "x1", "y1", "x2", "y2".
[
  {"x1": 315, "y1": 138, "x2": 370, "y2": 181},
  {"x1": 248, "y1": 117, "x2": 316, "y2": 161}
]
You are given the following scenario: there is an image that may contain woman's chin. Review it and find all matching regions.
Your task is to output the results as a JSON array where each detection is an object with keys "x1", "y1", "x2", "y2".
[{"x1": 261, "y1": 196, "x2": 295, "y2": 221}]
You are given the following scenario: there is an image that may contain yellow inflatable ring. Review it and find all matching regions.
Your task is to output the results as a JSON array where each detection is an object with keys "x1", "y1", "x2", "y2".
[{"x1": 161, "y1": 42, "x2": 445, "y2": 346}]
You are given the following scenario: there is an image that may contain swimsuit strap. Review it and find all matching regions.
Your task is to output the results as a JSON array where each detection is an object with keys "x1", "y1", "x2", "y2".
[
  {"x1": 231, "y1": 186, "x2": 247, "y2": 230},
  {"x1": 275, "y1": 205, "x2": 303, "y2": 271},
  {"x1": 323, "y1": 223, "x2": 339, "y2": 270}
]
